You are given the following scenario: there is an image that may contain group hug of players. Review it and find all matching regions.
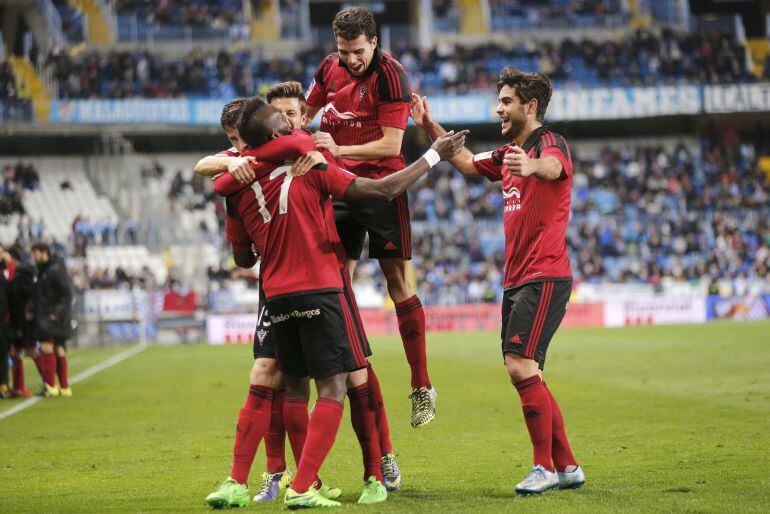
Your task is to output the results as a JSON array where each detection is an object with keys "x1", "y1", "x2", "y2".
[
  {"x1": 0, "y1": 243, "x2": 74, "y2": 399},
  {"x1": 197, "y1": 7, "x2": 585, "y2": 509}
]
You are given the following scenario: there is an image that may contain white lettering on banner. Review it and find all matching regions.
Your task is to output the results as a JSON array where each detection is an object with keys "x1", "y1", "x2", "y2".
[
  {"x1": 206, "y1": 314, "x2": 260, "y2": 345},
  {"x1": 604, "y1": 297, "x2": 707, "y2": 327},
  {"x1": 83, "y1": 290, "x2": 150, "y2": 320},
  {"x1": 704, "y1": 84, "x2": 770, "y2": 113},
  {"x1": 549, "y1": 86, "x2": 701, "y2": 121}
]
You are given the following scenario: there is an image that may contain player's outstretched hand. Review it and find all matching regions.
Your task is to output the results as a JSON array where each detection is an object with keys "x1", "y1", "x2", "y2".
[
  {"x1": 311, "y1": 132, "x2": 340, "y2": 158},
  {"x1": 431, "y1": 129, "x2": 469, "y2": 160},
  {"x1": 228, "y1": 156, "x2": 257, "y2": 183},
  {"x1": 291, "y1": 151, "x2": 327, "y2": 177},
  {"x1": 410, "y1": 93, "x2": 433, "y2": 130},
  {"x1": 503, "y1": 145, "x2": 535, "y2": 177}
]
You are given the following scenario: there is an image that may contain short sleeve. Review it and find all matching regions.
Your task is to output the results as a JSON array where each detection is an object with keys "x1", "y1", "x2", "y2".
[
  {"x1": 472, "y1": 144, "x2": 510, "y2": 182},
  {"x1": 306, "y1": 55, "x2": 335, "y2": 108},
  {"x1": 539, "y1": 133, "x2": 573, "y2": 180},
  {"x1": 378, "y1": 102, "x2": 410, "y2": 130},
  {"x1": 225, "y1": 198, "x2": 251, "y2": 253},
  {"x1": 314, "y1": 163, "x2": 357, "y2": 199},
  {"x1": 216, "y1": 147, "x2": 240, "y2": 157}
]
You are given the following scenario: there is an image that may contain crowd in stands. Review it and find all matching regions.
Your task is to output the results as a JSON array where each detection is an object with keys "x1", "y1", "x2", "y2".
[
  {"x1": 0, "y1": 62, "x2": 19, "y2": 100},
  {"x1": 489, "y1": 0, "x2": 623, "y2": 26},
  {"x1": 45, "y1": 27, "x2": 757, "y2": 100},
  {"x1": 1, "y1": 163, "x2": 39, "y2": 216},
  {"x1": 111, "y1": 0, "x2": 243, "y2": 28}
]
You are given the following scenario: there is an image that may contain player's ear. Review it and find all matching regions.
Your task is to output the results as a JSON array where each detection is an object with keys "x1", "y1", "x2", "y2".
[
  {"x1": 528, "y1": 98, "x2": 538, "y2": 118},
  {"x1": 370, "y1": 35, "x2": 377, "y2": 49}
]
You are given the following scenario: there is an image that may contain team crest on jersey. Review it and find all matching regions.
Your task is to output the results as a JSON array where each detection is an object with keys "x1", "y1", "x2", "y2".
[
  {"x1": 256, "y1": 329, "x2": 268, "y2": 344},
  {"x1": 359, "y1": 86, "x2": 367, "y2": 98}
]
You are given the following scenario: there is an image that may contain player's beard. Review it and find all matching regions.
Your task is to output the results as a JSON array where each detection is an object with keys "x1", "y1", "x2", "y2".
[{"x1": 501, "y1": 108, "x2": 526, "y2": 139}]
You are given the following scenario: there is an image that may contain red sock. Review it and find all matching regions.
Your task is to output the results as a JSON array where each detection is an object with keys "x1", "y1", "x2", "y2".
[
  {"x1": 543, "y1": 382, "x2": 578, "y2": 471},
  {"x1": 514, "y1": 375, "x2": 554, "y2": 472},
  {"x1": 283, "y1": 397, "x2": 309, "y2": 470},
  {"x1": 366, "y1": 363, "x2": 392, "y2": 455},
  {"x1": 348, "y1": 384, "x2": 383, "y2": 481},
  {"x1": 12, "y1": 357, "x2": 24, "y2": 391},
  {"x1": 56, "y1": 355, "x2": 69, "y2": 388},
  {"x1": 292, "y1": 398, "x2": 344, "y2": 493},
  {"x1": 265, "y1": 390, "x2": 287, "y2": 473},
  {"x1": 230, "y1": 385, "x2": 274, "y2": 485},
  {"x1": 395, "y1": 295, "x2": 430, "y2": 389},
  {"x1": 33, "y1": 354, "x2": 46, "y2": 382},
  {"x1": 42, "y1": 353, "x2": 57, "y2": 387}
]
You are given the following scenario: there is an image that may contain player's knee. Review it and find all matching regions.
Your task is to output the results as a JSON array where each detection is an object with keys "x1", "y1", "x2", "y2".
[
  {"x1": 504, "y1": 353, "x2": 539, "y2": 383},
  {"x1": 316, "y1": 373, "x2": 348, "y2": 403},
  {"x1": 283, "y1": 375, "x2": 310, "y2": 400},
  {"x1": 250, "y1": 358, "x2": 281, "y2": 388},
  {"x1": 346, "y1": 367, "x2": 368, "y2": 389},
  {"x1": 380, "y1": 261, "x2": 412, "y2": 300}
]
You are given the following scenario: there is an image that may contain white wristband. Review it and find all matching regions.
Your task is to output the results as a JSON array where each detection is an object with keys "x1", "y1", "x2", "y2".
[{"x1": 423, "y1": 149, "x2": 440, "y2": 168}]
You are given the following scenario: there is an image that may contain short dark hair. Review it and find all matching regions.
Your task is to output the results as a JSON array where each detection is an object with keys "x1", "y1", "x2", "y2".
[
  {"x1": 31, "y1": 242, "x2": 51, "y2": 255},
  {"x1": 220, "y1": 98, "x2": 248, "y2": 131},
  {"x1": 497, "y1": 67, "x2": 552, "y2": 122},
  {"x1": 266, "y1": 81, "x2": 307, "y2": 115},
  {"x1": 237, "y1": 96, "x2": 277, "y2": 148},
  {"x1": 333, "y1": 7, "x2": 377, "y2": 41}
]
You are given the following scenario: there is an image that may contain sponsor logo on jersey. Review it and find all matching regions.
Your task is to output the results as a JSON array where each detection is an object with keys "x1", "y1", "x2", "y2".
[
  {"x1": 503, "y1": 186, "x2": 522, "y2": 212},
  {"x1": 321, "y1": 102, "x2": 363, "y2": 128},
  {"x1": 270, "y1": 308, "x2": 322, "y2": 324}
]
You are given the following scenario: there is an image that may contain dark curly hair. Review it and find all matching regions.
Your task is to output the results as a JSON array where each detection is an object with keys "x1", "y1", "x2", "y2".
[
  {"x1": 497, "y1": 66, "x2": 552, "y2": 122},
  {"x1": 333, "y1": 7, "x2": 377, "y2": 41}
]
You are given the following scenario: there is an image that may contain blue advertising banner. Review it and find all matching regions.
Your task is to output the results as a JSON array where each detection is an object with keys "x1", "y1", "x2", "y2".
[{"x1": 47, "y1": 84, "x2": 768, "y2": 125}]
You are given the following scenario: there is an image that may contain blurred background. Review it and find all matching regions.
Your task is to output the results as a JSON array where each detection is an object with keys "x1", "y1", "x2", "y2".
[{"x1": 1, "y1": 0, "x2": 769, "y2": 346}]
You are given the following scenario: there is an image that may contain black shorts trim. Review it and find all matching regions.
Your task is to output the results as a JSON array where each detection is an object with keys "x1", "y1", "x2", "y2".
[
  {"x1": 333, "y1": 193, "x2": 412, "y2": 261},
  {"x1": 501, "y1": 280, "x2": 572, "y2": 370},
  {"x1": 266, "y1": 287, "x2": 342, "y2": 303},
  {"x1": 253, "y1": 284, "x2": 277, "y2": 360}
]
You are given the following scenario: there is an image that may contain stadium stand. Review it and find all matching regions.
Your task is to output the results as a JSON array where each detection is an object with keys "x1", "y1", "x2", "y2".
[{"x1": 43, "y1": 27, "x2": 760, "y2": 99}]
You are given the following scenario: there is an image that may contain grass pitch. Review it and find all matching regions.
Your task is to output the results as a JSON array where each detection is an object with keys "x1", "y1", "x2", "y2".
[{"x1": 1, "y1": 321, "x2": 769, "y2": 513}]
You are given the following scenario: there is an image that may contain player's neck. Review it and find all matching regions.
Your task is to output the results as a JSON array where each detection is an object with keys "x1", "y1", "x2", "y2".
[{"x1": 513, "y1": 122, "x2": 542, "y2": 147}]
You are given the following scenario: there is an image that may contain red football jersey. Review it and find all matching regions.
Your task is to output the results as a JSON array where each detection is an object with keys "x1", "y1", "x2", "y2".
[
  {"x1": 473, "y1": 126, "x2": 573, "y2": 289},
  {"x1": 216, "y1": 133, "x2": 357, "y2": 299},
  {"x1": 306, "y1": 48, "x2": 411, "y2": 178}
]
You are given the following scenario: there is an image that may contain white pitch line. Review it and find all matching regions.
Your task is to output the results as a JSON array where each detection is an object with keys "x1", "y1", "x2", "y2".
[{"x1": 0, "y1": 343, "x2": 147, "y2": 421}]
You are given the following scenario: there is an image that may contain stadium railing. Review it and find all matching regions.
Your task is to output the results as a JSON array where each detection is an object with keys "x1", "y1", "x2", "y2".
[{"x1": 0, "y1": 99, "x2": 34, "y2": 122}]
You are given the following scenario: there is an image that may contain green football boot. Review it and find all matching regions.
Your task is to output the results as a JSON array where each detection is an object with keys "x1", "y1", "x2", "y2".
[
  {"x1": 357, "y1": 476, "x2": 388, "y2": 505},
  {"x1": 284, "y1": 487, "x2": 341, "y2": 509},
  {"x1": 205, "y1": 477, "x2": 250, "y2": 509}
]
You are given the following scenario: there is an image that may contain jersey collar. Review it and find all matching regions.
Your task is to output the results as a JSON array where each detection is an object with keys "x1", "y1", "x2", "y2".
[
  {"x1": 337, "y1": 47, "x2": 382, "y2": 79},
  {"x1": 518, "y1": 125, "x2": 549, "y2": 153}
]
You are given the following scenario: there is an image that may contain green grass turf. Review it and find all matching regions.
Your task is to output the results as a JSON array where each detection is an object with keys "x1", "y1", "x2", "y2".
[{"x1": 1, "y1": 321, "x2": 769, "y2": 513}]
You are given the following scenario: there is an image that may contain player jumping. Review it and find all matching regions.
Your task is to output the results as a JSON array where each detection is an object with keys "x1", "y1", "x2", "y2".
[
  {"x1": 410, "y1": 67, "x2": 585, "y2": 495},
  {"x1": 213, "y1": 96, "x2": 465, "y2": 507},
  {"x1": 305, "y1": 7, "x2": 437, "y2": 428}
]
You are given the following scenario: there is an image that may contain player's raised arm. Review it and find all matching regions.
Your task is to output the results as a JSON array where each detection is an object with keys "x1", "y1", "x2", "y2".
[
  {"x1": 343, "y1": 130, "x2": 469, "y2": 201},
  {"x1": 410, "y1": 94, "x2": 480, "y2": 177}
]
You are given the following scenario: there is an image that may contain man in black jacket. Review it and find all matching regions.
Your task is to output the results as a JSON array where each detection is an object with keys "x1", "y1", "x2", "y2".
[
  {"x1": 8, "y1": 247, "x2": 41, "y2": 397},
  {"x1": 30, "y1": 242, "x2": 74, "y2": 397},
  {"x1": 0, "y1": 248, "x2": 14, "y2": 398}
]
